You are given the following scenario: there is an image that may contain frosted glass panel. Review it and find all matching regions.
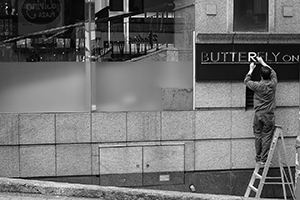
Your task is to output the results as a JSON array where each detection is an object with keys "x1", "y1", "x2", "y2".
[
  {"x1": 94, "y1": 61, "x2": 193, "y2": 111},
  {"x1": 0, "y1": 62, "x2": 89, "y2": 113}
]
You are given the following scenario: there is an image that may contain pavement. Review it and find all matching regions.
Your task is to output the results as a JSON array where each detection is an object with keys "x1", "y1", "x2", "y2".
[
  {"x1": 0, "y1": 177, "x2": 279, "y2": 200},
  {"x1": 0, "y1": 192, "x2": 94, "y2": 200}
]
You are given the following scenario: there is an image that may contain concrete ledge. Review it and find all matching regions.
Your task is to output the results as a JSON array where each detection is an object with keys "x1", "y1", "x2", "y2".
[
  {"x1": 196, "y1": 33, "x2": 300, "y2": 44},
  {"x1": 0, "y1": 178, "x2": 273, "y2": 200}
]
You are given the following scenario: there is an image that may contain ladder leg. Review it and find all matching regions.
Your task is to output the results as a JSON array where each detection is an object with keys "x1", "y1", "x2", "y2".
[
  {"x1": 246, "y1": 126, "x2": 279, "y2": 198},
  {"x1": 279, "y1": 153, "x2": 288, "y2": 200},
  {"x1": 244, "y1": 164, "x2": 260, "y2": 197},
  {"x1": 255, "y1": 131, "x2": 278, "y2": 198},
  {"x1": 279, "y1": 129, "x2": 296, "y2": 200},
  {"x1": 280, "y1": 131, "x2": 296, "y2": 190},
  {"x1": 244, "y1": 126, "x2": 295, "y2": 199}
]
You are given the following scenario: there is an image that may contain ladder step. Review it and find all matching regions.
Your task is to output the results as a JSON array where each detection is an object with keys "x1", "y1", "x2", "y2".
[
  {"x1": 264, "y1": 182, "x2": 294, "y2": 185},
  {"x1": 244, "y1": 126, "x2": 296, "y2": 200},
  {"x1": 249, "y1": 185, "x2": 258, "y2": 192},
  {"x1": 265, "y1": 176, "x2": 283, "y2": 179},
  {"x1": 254, "y1": 172, "x2": 262, "y2": 179}
]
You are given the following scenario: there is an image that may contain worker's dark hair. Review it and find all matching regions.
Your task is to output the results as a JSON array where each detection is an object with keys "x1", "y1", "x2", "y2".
[{"x1": 261, "y1": 66, "x2": 271, "y2": 80}]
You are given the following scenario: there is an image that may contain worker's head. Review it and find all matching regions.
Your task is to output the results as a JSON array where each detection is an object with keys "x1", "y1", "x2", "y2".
[{"x1": 261, "y1": 66, "x2": 271, "y2": 80}]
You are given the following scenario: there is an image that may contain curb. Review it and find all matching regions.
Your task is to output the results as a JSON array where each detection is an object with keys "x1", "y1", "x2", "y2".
[{"x1": 0, "y1": 178, "x2": 270, "y2": 200}]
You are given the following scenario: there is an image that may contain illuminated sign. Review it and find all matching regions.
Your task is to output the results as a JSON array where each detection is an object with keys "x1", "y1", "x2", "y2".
[
  {"x1": 21, "y1": 0, "x2": 61, "y2": 24},
  {"x1": 18, "y1": 0, "x2": 64, "y2": 35}
]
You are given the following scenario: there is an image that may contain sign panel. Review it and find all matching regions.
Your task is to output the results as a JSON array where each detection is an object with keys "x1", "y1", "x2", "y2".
[
  {"x1": 18, "y1": 0, "x2": 64, "y2": 35},
  {"x1": 196, "y1": 44, "x2": 300, "y2": 81}
]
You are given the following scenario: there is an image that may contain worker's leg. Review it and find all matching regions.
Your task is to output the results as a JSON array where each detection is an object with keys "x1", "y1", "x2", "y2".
[
  {"x1": 253, "y1": 114, "x2": 263, "y2": 162},
  {"x1": 260, "y1": 113, "x2": 275, "y2": 162}
]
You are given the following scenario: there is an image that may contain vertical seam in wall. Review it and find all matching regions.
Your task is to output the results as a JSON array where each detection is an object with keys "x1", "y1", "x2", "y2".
[
  {"x1": 126, "y1": 112, "x2": 128, "y2": 144},
  {"x1": 183, "y1": 142, "x2": 186, "y2": 183},
  {"x1": 18, "y1": 114, "x2": 21, "y2": 177},
  {"x1": 90, "y1": 113, "x2": 93, "y2": 176},
  {"x1": 142, "y1": 146, "x2": 144, "y2": 185},
  {"x1": 193, "y1": 110, "x2": 196, "y2": 171},
  {"x1": 160, "y1": 111, "x2": 162, "y2": 144},
  {"x1": 98, "y1": 143, "x2": 101, "y2": 185},
  {"x1": 54, "y1": 114, "x2": 57, "y2": 176}
]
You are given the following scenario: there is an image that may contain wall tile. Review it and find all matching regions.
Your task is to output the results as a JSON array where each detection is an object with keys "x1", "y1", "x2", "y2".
[
  {"x1": 162, "y1": 88, "x2": 193, "y2": 111},
  {"x1": 276, "y1": 82, "x2": 299, "y2": 107},
  {"x1": 0, "y1": 146, "x2": 19, "y2": 177},
  {"x1": 20, "y1": 145, "x2": 55, "y2": 177},
  {"x1": 231, "y1": 139, "x2": 256, "y2": 169},
  {"x1": 195, "y1": 82, "x2": 231, "y2": 108},
  {"x1": 274, "y1": 0, "x2": 300, "y2": 33},
  {"x1": 99, "y1": 146, "x2": 142, "y2": 175},
  {"x1": 195, "y1": 140, "x2": 231, "y2": 170},
  {"x1": 92, "y1": 155, "x2": 99, "y2": 175},
  {"x1": 184, "y1": 141, "x2": 195, "y2": 171},
  {"x1": 160, "y1": 141, "x2": 195, "y2": 171},
  {"x1": 231, "y1": 110, "x2": 254, "y2": 138},
  {"x1": 162, "y1": 111, "x2": 194, "y2": 141},
  {"x1": 195, "y1": 110, "x2": 231, "y2": 139},
  {"x1": 143, "y1": 145, "x2": 185, "y2": 173},
  {"x1": 127, "y1": 112, "x2": 161, "y2": 142},
  {"x1": 57, "y1": 144, "x2": 92, "y2": 176},
  {"x1": 231, "y1": 83, "x2": 246, "y2": 107},
  {"x1": 195, "y1": 0, "x2": 228, "y2": 33},
  {"x1": 275, "y1": 107, "x2": 299, "y2": 137},
  {"x1": 19, "y1": 114, "x2": 55, "y2": 144},
  {"x1": 92, "y1": 112, "x2": 126, "y2": 143},
  {"x1": 0, "y1": 114, "x2": 18, "y2": 145},
  {"x1": 56, "y1": 113, "x2": 91, "y2": 143},
  {"x1": 271, "y1": 137, "x2": 296, "y2": 167},
  {"x1": 92, "y1": 142, "x2": 112, "y2": 175}
]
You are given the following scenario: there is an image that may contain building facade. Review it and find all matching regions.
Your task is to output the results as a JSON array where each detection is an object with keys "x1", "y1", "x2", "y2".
[{"x1": 0, "y1": 0, "x2": 299, "y2": 198}]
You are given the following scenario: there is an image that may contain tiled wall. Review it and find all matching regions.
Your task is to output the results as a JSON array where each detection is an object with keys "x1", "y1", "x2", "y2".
[
  {"x1": 193, "y1": 0, "x2": 300, "y2": 34},
  {"x1": 195, "y1": 81, "x2": 299, "y2": 169},
  {"x1": 0, "y1": 81, "x2": 298, "y2": 181}
]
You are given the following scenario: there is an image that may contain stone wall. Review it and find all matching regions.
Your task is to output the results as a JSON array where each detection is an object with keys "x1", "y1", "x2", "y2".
[
  {"x1": 193, "y1": 0, "x2": 300, "y2": 34},
  {"x1": 0, "y1": 81, "x2": 298, "y2": 198}
]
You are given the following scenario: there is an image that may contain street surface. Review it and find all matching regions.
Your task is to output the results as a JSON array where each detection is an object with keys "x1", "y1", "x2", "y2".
[{"x1": 0, "y1": 192, "x2": 97, "y2": 200}]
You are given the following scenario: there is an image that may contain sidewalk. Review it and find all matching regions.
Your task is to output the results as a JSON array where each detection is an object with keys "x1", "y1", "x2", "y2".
[
  {"x1": 0, "y1": 192, "x2": 94, "y2": 200},
  {"x1": 0, "y1": 177, "x2": 279, "y2": 200}
]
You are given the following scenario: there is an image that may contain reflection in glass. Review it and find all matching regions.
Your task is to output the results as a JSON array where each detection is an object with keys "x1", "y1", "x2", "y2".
[
  {"x1": 0, "y1": 0, "x2": 85, "y2": 62},
  {"x1": 94, "y1": 0, "x2": 175, "y2": 62},
  {"x1": 234, "y1": 0, "x2": 268, "y2": 32}
]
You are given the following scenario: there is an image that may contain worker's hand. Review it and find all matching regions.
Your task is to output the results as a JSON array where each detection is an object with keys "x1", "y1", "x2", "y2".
[
  {"x1": 256, "y1": 56, "x2": 263, "y2": 64},
  {"x1": 247, "y1": 62, "x2": 256, "y2": 76},
  {"x1": 250, "y1": 62, "x2": 256, "y2": 71},
  {"x1": 256, "y1": 55, "x2": 271, "y2": 68}
]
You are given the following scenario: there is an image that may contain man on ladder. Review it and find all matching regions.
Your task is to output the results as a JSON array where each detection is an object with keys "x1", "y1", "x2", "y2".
[{"x1": 244, "y1": 55, "x2": 277, "y2": 166}]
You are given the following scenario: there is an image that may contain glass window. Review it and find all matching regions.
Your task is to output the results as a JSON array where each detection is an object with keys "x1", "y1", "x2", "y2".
[
  {"x1": 234, "y1": 0, "x2": 268, "y2": 32},
  {"x1": 0, "y1": 0, "x2": 86, "y2": 62},
  {"x1": 109, "y1": 0, "x2": 123, "y2": 11}
]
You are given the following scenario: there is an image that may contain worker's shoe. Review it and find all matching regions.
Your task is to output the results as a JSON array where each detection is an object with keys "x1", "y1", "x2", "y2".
[
  {"x1": 258, "y1": 161, "x2": 272, "y2": 166},
  {"x1": 258, "y1": 161, "x2": 265, "y2": 166}
]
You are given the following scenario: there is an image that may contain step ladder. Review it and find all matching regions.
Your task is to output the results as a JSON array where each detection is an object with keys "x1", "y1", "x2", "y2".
[{"x1": 244, "y1": 125, "x2": 295, "y2": 200}]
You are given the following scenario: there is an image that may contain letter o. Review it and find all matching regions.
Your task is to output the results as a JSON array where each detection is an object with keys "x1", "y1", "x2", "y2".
[
  {"x1": 26, "y1": 4, "x2": 32, "y2": 10},
  {"x1": 282, "y1": 55, "x2": 291, "y2": 62}
]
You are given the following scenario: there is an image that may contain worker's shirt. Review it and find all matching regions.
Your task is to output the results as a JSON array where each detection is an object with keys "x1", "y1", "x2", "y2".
[{"x1": 244, "y1": 69, "x2": 277, "y2": 114}]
